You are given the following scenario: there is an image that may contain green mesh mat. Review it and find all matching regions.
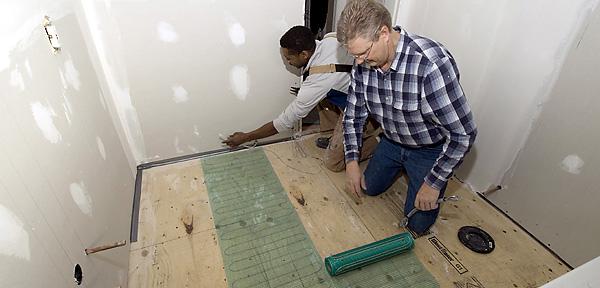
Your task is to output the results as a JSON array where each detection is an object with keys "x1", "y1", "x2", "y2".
[
  {"x1": 201, "y1": 148, "x2": 438, "y2": 288},
  {"x1": 325, "y1": 232, "x2": 414, "y2": 276}
]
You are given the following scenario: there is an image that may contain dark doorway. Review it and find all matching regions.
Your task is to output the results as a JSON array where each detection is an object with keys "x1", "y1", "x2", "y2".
[
  {"x1": 302, "y1": 0, "x2": 336, "y2": 127},
  {"x1": 305, "y1": 0, "x2": 336, "y2": 39}
]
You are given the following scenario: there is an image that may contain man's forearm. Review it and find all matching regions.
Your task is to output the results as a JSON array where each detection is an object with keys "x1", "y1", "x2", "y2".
[
  {"x1": 246, "y1": 121, "x2": 278, "y2": 142},
  {"x1": 424, "y1": 131, "x2": 476, "y2": 190}
]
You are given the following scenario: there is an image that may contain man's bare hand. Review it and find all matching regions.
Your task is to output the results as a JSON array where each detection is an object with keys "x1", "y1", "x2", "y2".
[
  {"x1": 223, "y1": 132, "x2": 249, "y2": 147},
  {"x1": 415, "y1": 182, "x2": 440, "y2": 211},
  {"x1": 345, "y1": 161, "x2": 365, "y2": 204}
]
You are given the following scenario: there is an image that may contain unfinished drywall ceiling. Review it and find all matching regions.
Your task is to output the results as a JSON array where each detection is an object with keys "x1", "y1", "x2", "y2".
[
  {"x1": 487, "y1": 4, "x2": 600, "y2": 267},
  {"x1": 395, "y1": 0, "x2": 600, "y2": 192},
  {"x1": 1, "y1": 0, "x2": 133, "y2": 286},
  {"x1": 77, "y1": 0, "x2": 304, "y2": 164}
]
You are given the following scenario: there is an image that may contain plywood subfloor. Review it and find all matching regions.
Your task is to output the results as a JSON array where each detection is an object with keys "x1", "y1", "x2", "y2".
[{"x1": 128, "y1": 134, "x2": 570, "y2": 288}]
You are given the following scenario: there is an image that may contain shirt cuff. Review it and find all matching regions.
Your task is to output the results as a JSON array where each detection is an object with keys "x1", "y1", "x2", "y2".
[
  {"x1": 272, "y1": 117, "x2": 291, "y2": 133},
  {"x1": 344, "y1": 151, "x2": 360, "y2": 163},
  {"x1": 424, "y1": 172, "x2": 448, "y2": 191}
]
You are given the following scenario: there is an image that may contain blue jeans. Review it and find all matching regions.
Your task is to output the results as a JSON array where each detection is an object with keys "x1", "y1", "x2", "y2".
[{"x1": 363, "y1": 136, "x2": 447, "y2": 235}]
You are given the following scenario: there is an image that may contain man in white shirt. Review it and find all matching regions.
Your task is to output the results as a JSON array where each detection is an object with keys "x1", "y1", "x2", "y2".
[{"x1": 224, "y1": 26, "x2": 378, "y2": 172}]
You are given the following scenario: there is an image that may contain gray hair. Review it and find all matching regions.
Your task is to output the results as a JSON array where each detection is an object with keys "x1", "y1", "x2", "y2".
[{"x1": 337, "y1": 0, "x2": 392, "y2": 44}]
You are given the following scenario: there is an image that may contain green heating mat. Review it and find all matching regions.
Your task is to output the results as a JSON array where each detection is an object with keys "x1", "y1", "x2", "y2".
[{"x1": 201, "y1": 148, "x2": 438, "y2": 288}]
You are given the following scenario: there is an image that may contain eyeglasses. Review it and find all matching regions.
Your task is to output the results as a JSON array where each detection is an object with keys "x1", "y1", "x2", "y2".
[{"x1": 353, "y1": 41, "x2": 374, "y2": 60}]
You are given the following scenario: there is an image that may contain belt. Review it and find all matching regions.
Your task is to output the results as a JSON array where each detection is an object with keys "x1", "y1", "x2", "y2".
[{"x1": 381, "y1": 134, "x2": 446, "y2": 149}]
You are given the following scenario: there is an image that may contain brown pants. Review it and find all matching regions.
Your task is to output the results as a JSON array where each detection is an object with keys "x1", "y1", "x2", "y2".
[{"x1": 318, "y1": 101, "x2": 380, "y2": 172}]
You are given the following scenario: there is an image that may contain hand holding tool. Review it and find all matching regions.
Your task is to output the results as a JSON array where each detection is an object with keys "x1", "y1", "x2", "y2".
[{"x1": 399, "y1": 195, "x2": 460, "y2": 227}]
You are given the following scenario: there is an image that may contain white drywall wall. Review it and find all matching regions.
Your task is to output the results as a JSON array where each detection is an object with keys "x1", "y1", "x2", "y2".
[
  {"x1": 76, "y1": 0, "x2": 305, "y2": 164},
  {"x1": 0, "y1": 0, "x2": 134, "y2": 286},
  {"x1": 487, "y1": 4, "x2": 600, "y2": 266}
]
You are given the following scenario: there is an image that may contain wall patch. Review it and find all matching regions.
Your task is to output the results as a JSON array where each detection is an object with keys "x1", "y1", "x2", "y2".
[
  {"x1": 230, "y1": 64, "x2": 249, "y2": 100},
  {"x1": 560, "y1": 154, "x2": 584, "y2": 174},
  {"x1": 96, "y1": 136, "x2": 107, "y2": 160},
  {"x1": 31, "y1": 102, "x2": 62, "y2": 144},
  {"x1": 24, "y1": 59, "x2": 33, "y2": 78},
  {"x1": 70, "y1": 182, "x2": 93, "y2": 217},
  {"x1": 174, "y1": 137, "x2": 184, "y2": 154},
  {"x1": 0, "y1": 204, "x2": 30, "y2": 261},
  {"x1": 172, "y1": 85, "x2": 189, "y2": 103},
  {"x1": 157, "y1": 21, "x2": 179, "y2": 43},
  {"x1": 10, "y1": 68, "x2": 25, "y2": 91},
  {"x1": 228, "y1": 22, "x2": 246, "y2": 46},
  {"x1": 63, "y1": 59, "x2": 81, "y2": 90}
]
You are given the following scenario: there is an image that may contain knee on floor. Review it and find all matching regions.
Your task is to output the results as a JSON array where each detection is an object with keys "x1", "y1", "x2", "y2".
[{"x1": 407, "y1": 211, "x2": 438, "y2": 235}]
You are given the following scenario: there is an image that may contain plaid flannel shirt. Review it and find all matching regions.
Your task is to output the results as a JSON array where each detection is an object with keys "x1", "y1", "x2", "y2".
[{"x1": 343, "y1": 27, "x2": 477, "y2": 190}]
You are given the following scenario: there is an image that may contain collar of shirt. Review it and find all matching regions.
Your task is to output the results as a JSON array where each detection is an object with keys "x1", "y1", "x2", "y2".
[
  {"x1": 368, "y1": 26, "x2": 408, "y2": 74},
  {"x1": 389, "y1": 26, "x2": 407, "y2": 72}
]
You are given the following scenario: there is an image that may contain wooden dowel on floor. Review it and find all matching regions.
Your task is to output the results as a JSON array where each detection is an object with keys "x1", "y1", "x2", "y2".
[{"x1": 85, "y1": 240, "x2": 127, "y2": 255}]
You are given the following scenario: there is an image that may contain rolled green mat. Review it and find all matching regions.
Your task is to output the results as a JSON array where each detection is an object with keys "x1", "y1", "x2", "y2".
[{"x1": 324, "y1": 232, "x2": 415, "y2": 276}]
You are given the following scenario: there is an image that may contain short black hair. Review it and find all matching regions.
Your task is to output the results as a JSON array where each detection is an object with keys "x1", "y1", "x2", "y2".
[{"x1": 280, "y1": 26, "x2": 316, "y2": 54}]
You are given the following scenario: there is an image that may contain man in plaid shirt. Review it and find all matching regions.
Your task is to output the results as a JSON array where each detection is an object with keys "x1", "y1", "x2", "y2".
[{"x1": 337, "y1": 0, "x2": 477, "y2": 235}]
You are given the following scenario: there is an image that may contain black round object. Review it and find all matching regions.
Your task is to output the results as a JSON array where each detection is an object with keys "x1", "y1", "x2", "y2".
[{"x1": 458, "y1": 226, "x2": 495, "y2": 254}]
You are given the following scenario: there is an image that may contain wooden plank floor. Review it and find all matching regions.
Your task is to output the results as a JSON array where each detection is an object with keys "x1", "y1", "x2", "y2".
[{"x1": 128, "y1": 134, "x2": 570, "y2": 288}]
